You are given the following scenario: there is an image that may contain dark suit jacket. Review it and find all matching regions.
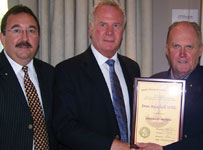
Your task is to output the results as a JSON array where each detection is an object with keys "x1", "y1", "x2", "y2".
[
  {"x1": 152, "y1": 65, "x2": 203, "y2": 150},
  {"x1": 0, "y1": 51, "x2": 56, "y2": 150},
  {"x1": 53, "y1": 47, "x2": 140, "y2": 150}
]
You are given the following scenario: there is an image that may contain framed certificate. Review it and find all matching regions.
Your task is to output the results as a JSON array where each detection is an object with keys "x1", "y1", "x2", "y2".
[{"x1": 131, "y1": 78, "x2": 186, "y2": 148}]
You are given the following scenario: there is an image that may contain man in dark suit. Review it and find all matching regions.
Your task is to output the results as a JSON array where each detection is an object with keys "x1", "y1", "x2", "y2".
[
  {"x1": 53, "y1": 0, "x2": 140, "y2": 150},
  {"x1": 138, "y1": 21, "x2": 203, "y2": 150},
  {"x1": 0, "y1": 5, "x2": 56, "y2": 149}
]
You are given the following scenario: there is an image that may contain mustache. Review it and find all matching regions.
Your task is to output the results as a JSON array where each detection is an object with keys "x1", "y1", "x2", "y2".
[{"x1": 15, "y1": 41, "x2": 32, "y2": 48}]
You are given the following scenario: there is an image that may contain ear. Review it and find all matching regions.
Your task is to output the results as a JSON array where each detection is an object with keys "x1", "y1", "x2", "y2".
[
  {"x1": 89, "y1": 23, "x2": 93, "y2": 38},
  {"x1": 166, "y1": 44, "x2": 169, "y2": 56},
  {"x1": 198, "y1": 44, "x2": 203, "y2": 57},
  {"x1": 0, "y1": 32, "x2": 5, "y2": 48}
]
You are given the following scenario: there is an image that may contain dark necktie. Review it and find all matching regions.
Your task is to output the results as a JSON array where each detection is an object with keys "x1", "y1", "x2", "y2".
[
  {"x1": 22, "y1": 66, "x2": 49, "y2": 150},
  {"x1": 106, "y1": 59, "x2": 128, "y2": 142}
]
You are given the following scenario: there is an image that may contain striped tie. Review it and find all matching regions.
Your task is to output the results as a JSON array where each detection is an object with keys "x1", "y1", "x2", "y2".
[
  {"x1": 106, "y1": 59, "x2": 128, "y2": 142},
  {"x1": 22, "y1": 66, "x2": 49, "y2": 149}
]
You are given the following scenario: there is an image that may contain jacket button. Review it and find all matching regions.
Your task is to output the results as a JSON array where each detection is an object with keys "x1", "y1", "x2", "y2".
[
  {"x1": 28, "y1": 124, "x2": 33, "y2": 129},
  {"x1": 184, "y1": 134, "x2": 187, "y2": 138},
  {"x1": 190, "y1": 84, "x2": 192, "y2": 87}
]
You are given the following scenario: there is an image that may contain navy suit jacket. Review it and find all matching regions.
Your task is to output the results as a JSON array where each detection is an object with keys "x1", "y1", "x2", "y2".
[
  {"x1": 0, "y1": 51, "x2": 56, "y2": 150},
  {"x1": 53, "y1": 47, "x2": 140, "y2": 150},
  {"x1": 152, "y1": 65, "x2": 203, "y2": 150}
]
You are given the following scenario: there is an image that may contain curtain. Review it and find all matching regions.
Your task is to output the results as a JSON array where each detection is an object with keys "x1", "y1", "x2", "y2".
[{"x1": 7, "y1": 0, "x2": 153, "y2": 77}]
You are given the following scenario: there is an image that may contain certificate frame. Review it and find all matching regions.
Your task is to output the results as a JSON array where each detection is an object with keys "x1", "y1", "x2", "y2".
[{"x1": 130, "y1": 78, "x2": 186, "y2": 148}]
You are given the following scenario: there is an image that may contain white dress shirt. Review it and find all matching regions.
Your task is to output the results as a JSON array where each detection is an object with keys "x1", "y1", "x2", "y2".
[{"x1": 91, "y1": 44, "x2": 131, "y2": 142}]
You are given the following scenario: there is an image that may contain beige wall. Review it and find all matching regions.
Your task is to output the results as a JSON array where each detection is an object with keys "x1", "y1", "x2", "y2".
[{"x1": 152, "y1": 0, "x2": 201, "y2": 74}]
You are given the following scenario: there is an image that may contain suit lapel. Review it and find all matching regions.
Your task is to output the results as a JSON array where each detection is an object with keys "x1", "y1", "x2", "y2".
[
  {"x1": 0, "y1": 51, "x2": 30, "y2": 113},
  {"x1": 118, "y1": 55, "x2": 134, "y2": 111},
  {"x1": 33, "y1": 60, "x2": 51, "y2": 121},
  {"x1": 79, "y1": 47, "x2": 117, "y2": 119}
]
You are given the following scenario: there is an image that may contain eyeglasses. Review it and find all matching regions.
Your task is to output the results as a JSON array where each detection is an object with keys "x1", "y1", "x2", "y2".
[{"x1": 7, "y1": 28, "x2": 38, "y2": 36}]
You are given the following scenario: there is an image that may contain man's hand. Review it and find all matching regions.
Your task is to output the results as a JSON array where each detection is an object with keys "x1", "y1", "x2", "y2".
[
  {"x1": 137, "y1": 143, "x2": 163, "y2": 150},
  {"x1": 110, "y1": 139, "x2": 130, "y2": 150}
]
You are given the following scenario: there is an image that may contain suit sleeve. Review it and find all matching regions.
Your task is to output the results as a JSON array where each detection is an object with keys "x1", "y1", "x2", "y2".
[
  {"x1": 163, "y1": 134, "x2": 203, "y2": 150},
  {"x1": 52, "y1": 64, "x2": 114, "y2": 150}
]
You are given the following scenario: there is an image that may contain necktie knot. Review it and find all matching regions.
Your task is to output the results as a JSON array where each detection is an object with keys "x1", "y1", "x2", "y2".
[
  {"x1": 106, "y1": 59, "x2": 115, "y2": 67},
  {"x1": 22, "y1": 66, "x2": 28, "y2": 73}
]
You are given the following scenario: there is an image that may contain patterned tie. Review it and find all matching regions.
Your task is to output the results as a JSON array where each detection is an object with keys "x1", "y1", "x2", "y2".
[
  {"x1": 106, "y1": 59, "x2": 128, "y2": 142},
  {"x1": 22, "y1": 66, "x2": 49, "y2": 150}
]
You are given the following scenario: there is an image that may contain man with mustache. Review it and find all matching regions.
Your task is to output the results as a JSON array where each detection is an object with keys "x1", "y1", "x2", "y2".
[
  {"x1": 53, "y1": 0, "x2": 140, "y2": 150},
  {"x1": 0, "y1": 5, "x2": 56, "y2": 150}
]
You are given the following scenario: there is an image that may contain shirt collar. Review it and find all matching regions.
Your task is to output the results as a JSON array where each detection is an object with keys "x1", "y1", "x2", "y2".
[
  {"x1": 91, "y1": 44, "x2": 119, "y2": 66},
  {"x1": 4, "y1": 50, "x2": 34, "y2": 73},
  {"x1": 169, "y1": 68, "x2": 191, "y2": 80}
]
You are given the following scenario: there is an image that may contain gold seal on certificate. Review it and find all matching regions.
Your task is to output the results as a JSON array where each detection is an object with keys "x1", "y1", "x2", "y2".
[
  {"x1": 139, "y1": 127, "x2": 150, "y2": 138},
  {"x1": 130, "y1": 78, "x2": 186, "y2": 149}
]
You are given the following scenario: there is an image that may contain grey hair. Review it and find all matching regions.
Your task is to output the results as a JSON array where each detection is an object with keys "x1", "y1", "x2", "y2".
[{"x1": 89, "y1": 0, "x2": 126, "y2": 28}]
